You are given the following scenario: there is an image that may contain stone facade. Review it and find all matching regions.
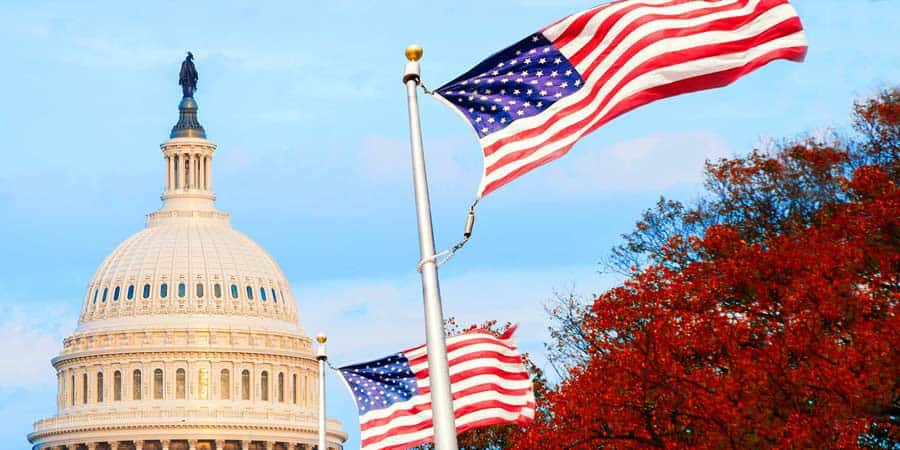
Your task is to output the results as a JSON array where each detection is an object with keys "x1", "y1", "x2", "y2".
[{"x1": 28, "y1": 92, "x2": 346, "y2": 450}]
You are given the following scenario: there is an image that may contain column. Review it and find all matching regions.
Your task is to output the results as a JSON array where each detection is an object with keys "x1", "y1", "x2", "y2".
[
  {"x1": 241, "y1": 441, "x2": 250, "y2": 450},
  {"x1": 206, "y1": 155, "x2": 212, "y2": 191},
  {"x1": 188, "y1": 440, "x2": 197, "y2": 450},
  {"x1": 167, "y1": 155, "x2": 175, "y2": 191},
  {"x1": 109, "y1": 442, "x2": 119, "y2": 450},
  {"x1": 215, "y1": 440, "x2": 225, "y2": 450},
  {"x1": 134, "y1": 441, "x2": 143, "y2": 450},
  {"x1": 161, "y1": 440, "x2": 170, "y2": 450},
  {"x1": 264, "y1": 442, "x2": 273, "y2": 450},
  {"x1": 186, "y1": 153, "x2": 194, "y2": 189},
  {"x1": 86, "y1": 443, "x2": 98, "y2": 450},
  {"x1": 173, "y1": 155, "x2": 181, "y2": 189},
  {"x1": 199, "y1": 154, "x2": 206, "y2": 191}
]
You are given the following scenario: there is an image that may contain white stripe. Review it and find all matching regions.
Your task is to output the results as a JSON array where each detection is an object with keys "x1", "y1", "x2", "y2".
[
  {"x1": 407, "y1": 341, "x2": 524, "y2": 373},
  {"x1": 359, "y1": 373, "x2": 532, "y2": 422},
  {"x1": 360, "y1": 390, "x2": 533, "y2": 440},
  {"x1": 480, "y1": 0, "x2": 765, "y2": 151},
  {"x1": 481, "y1": 30, "x2": 806, "y2": 189},
  {"x1": 364, "y1": 407, "x2": 534, "y2": 450},
  {"x1": 403, "y1": 331, "x2": 517, "y2": 361},
  {"x1": 559, "y1": 0, "x2": 727, "y2": 57},
  {"x1": 415, "y1": 358, "x2": 529, "y2": 388},
  {"x1": 480, "y1": 1, "x2": 795, "y2": 175}
]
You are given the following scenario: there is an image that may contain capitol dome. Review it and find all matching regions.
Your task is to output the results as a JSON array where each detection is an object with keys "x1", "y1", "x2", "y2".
[{"x1": 28, "y1": 57, "x2": 347, "y2": 450}]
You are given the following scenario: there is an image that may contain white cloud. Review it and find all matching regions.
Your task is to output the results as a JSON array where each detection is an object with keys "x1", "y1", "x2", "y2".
[
  {"x1": 293, "y1": 265, "x2": 615, "y2": 371},
  {"x1": 530, "y1": 130, "x2": 730, "y2": 196},
  {"x1": 0, "y1": 302, "x2": 77, "y2": 387}
]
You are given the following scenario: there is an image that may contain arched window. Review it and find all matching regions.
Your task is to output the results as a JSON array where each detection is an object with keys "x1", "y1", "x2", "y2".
[
  {"x1": 220, "y1": 369, "x2": 230, "y2": 400},
  {"x1": 93, "y1": 289, "x2": 98, "y2": 304},
  {"x1": 272, "y1": 288, "x2": 278, "y2": 303},
  {"x1": 160, "y1": 283, "x2": 168, "y2": 299},
  {"x1": 142, "y1": 283, "x2": 151, "y2": 299},
  {"x1": 177, "y1": 283, "x2": 186, "y2": 298},
  {"x1": 71, "y1": 374, "x2": 75, "y2": 405},
  {"x1": 278, "y1": 372, "x2": 285, "y2": 402},
  {"x1": 97, "y1": 372, "x2": 104, "y2": 402},
  {"x1": 153, "y1": 368, "x2": 163, "y2": 399},
  {"x1": 230, "y1": 284, "x2": 239, "y2": 299},
  {"x1": 260, "y1": 287, "x2": 267, "y2": 302},
  {"x1": 292, "y1": 373, "x2": 298, "y2": 404},
  {"x1": 260, "y1": 371, "x2": 269, "y2": 401},
  {"x1": 214, "y1": 283, "x2": 222, "y2": 298},
  {"x1": 113, "y1": 286, "x2": 120, "y2": 301},
  {"x1": 246, "y1": 286, "x2": 255, "y2": 300},
  {"x1": 101, "y1": 287, "x2": 108, "y2": 302},
  {"x1": 241, "y1": 369, "x2": 250, "y2": 400},
  {"x1": 133, "y1": 370, "x2": 142, "y2": 400},
  {"x1": 176, "y1": 368, "x2": 186, "y2": 399},
  {"x1": 127, "y1": 285, "x2": 135, "y2": 300},
  {"x1": 196, "y1": 283, "x2": 204, "y2": 298},
  {"x1": 82, "y1": 373, "x2": 88, "y2": 404},
  {"x1": 114, "y1": 370, "x2": 122, "y2": 401}
]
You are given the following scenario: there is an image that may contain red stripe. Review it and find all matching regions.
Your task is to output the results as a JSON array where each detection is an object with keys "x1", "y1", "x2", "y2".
[
  {"x1": 419, "y1": 365, "x2": 532, "y2": 393},
  {"x1": 408, "y1": 347, "x2": 525, "y2": 371},
  {"x1": 546, "y1": 1, "x2": 623, "y2": 49},
  {"x1": 480, "y1": 44, "x2": 806, "y2": 195},
  {"x1": 572, "y1": 0, "x2": 758, "y2": 69},
  {"x1": 484, "y1": 0, "x2": 785, "y2": 157},
  {"x1": 361, "y1": 399, "x2": 533, "y2": 447},
  {"x1": 360, "y1": 383, "x2": 533, "y2": 431},
  {"x1": 483, "y1": 15, "x2": 805, "y2": 174},
  {"x1": 403, "y1": 333, "x2": 519, "y2": 356}
]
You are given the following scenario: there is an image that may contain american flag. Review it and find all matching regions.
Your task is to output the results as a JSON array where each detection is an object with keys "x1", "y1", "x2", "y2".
[
  {"x1": 434, "y1": 0, "x2": 807, "y2": 197},
  {"x1": 338, "y1": 327, "x2": 534, "y2": 450}
]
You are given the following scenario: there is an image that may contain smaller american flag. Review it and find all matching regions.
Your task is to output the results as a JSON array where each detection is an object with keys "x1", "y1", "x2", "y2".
[{"x1": 338, "y1": 327, "x2": 535, "y2": 450}]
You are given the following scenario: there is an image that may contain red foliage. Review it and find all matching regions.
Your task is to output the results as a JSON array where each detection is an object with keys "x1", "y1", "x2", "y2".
[{"x1": 514, "y1": 167, "x2": 899, "y2": 448}]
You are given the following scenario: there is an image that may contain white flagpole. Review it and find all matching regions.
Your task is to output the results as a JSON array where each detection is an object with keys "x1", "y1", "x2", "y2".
[
  {"x1": 316, "y1": 332, "x2": 328, "y2": 450},
  {"x1": 402, "y1": 44, "x2": 460, "y2": 450}
]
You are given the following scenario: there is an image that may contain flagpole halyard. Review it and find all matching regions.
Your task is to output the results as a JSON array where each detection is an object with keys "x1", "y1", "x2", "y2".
[
  {"x1": 316, "y1": 332, "x2": 328, "y2": 450},
  {"x1": 402, "y1": 44, "x2": 460, "y2": 450}
]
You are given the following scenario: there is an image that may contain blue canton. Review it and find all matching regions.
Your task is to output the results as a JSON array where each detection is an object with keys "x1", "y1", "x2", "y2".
[
  {"x1": 339, "y1": 353, "x2": 419, "y2": 414},
  {"x1": 436, "y1": 34, "x2": 585, "y2": 138}
]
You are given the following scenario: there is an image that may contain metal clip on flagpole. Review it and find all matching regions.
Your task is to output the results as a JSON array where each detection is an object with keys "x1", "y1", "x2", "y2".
[
  {"x1": 316, "y1": 333, "x2": 328, "y2": 450},
  {"x1": 403, "y1": 44, "x2": 460, "y2": 450}
]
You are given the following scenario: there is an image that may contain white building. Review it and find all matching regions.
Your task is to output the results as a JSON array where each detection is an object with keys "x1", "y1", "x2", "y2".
[{"x1": 27, "y1": 62, "x2": 347, "y2": 450}]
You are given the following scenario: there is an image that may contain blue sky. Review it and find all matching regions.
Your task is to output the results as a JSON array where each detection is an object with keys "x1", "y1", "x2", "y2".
[{"x1": 0, "y1": 1, "x2": 897, "y2": 448}]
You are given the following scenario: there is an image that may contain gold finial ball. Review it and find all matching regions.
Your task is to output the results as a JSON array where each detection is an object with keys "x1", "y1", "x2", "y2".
[
  {"x1": 405, "y1": 44, "x2": 423, "y2": 62},
  {"x1": 316, "y1": 333, "x2": 327, "y2": 344}
]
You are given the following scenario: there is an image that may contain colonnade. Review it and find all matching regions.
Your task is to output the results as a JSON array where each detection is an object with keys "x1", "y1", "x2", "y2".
[
  {"x1": 46, "y1": 440, "x2": 335, "y2": 450},
  {"x1": 165, "y1": 152, "x2": 212, "y2": 192}
]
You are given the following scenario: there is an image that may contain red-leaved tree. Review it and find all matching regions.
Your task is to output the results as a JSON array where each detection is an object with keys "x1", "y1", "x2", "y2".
[{"x1": 520, "y1": 89, "x2": 899, "y2": 448}]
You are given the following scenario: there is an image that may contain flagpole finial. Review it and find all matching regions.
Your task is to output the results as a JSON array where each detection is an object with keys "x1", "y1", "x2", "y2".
[
  {"x1": 316, "y1": 332, "x2": 327, "y2": 344},
  {"x1": 406, "y1": 44, "x2": 423, "y2": 62}
]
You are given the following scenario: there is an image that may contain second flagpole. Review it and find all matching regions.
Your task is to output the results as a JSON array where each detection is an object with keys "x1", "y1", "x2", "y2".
[{"x1": 402, "y1": 44, "x2": 460, "y2": 450}]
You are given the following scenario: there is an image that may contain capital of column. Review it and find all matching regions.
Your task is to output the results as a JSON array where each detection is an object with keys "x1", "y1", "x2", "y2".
[
  {"x1": 85, "y1": 443, "x2": 98, "y2": 450},
  {"x1": 188, "y1": 439, "x2": 198, "y2": 450},
  {"x1": 134, "y1": 441, "x2": 144, "y2": 450},
  {"x1": 214, "y1": 440, "x2": 225, "y2": 450},
  {"x1": 161, "y1": 440, "x2": 170, "y2": 450},
  {"x1": 241, "y1": 441, "x2": 250, "y2": 450},
  {"x1": 108, "y1": 442, "x2": 119, "y2": 450},
  {"x1": 265, "y1": 442, "x2": 274, "y2": 450}
]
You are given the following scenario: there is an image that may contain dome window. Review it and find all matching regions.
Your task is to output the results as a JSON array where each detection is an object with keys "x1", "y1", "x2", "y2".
[
  {"x1": 102, "y1": 287, "x2": 108, "y2": 302},
  {"x1": 153, "y1": 368, "x2": 164, "y2": 399},
  {"x1": 196, "y1": 283, "x2": 204, "y2": 298},
  {"x1": 177, "y1": 283, "x2": 186, "y2": 298},
  {"x1": 142, "y1": 283, "x2": 151, "y2": 299},
  {"x1": 113, "y1": 286, "x2": 120, "y2": 301},
  {"x1": 213, "y1": 283, "x2": 222, "y2": 298},
  {"x1": 230, "y1": 284, "x2": 239, "y2": 299},
  {"x1": 93, "y1": 289, "x2": 98, "y2": 304},
  {"x1": 160, "y1": 283, "x2": 169, "y2": 299},
  {"x1": 272, "y1": 288, "x2": 278, "y2": 303},
  {"x1": 126, "y1": 285, "x2": 135, "y2": 300},
  {"x1": 260, "y1": 371, "x2": 269, "y2": 401},
  {"x1": 260, "y1": 287, "x2": 267, "y2": 302},
  {"x1": 246, "y1": 286, "x2": 254, "y2": 300}
]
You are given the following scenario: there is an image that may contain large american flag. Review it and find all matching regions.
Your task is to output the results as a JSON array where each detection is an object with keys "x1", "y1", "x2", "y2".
[
  {"x1": 338, "y1": 327, "x2": 534, "y2": 450},
  {"x1": 434, "y1": 0, "x2": 807, "y2": 197}
]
